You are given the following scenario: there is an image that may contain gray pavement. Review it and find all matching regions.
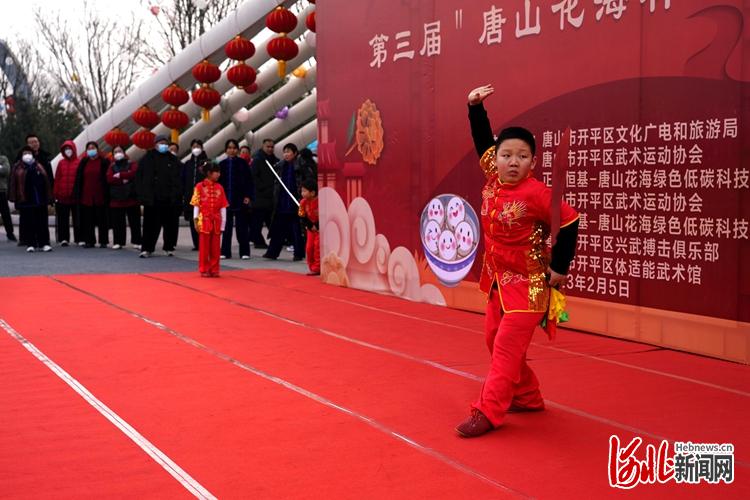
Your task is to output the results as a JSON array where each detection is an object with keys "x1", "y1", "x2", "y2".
[{"x1": 0, "y1": 223, "x2": 308, "y2": 277}]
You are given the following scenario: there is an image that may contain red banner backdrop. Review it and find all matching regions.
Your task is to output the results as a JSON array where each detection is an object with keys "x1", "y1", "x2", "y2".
[{"x1": 317, "y1": 1, "x2": 750, "y2": 361}]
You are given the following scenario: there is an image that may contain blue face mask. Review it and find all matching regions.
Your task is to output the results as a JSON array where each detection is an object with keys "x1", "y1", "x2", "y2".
[
  {"x1": 157, "y1": 144, "x2": 169, "y2": 154},
  {"x1": 86, "y1": 149, "x2": 97, "y2": 158}
]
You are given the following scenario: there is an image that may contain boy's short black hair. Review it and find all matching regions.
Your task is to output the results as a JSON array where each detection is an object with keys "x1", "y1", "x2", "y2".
[
  {"x1": 495, "y1": 127, "x2": 536, "y2": 155},
  {"x1": 300, "y1": 179, "x2": 318, "y2": 194},
  {"x1": 282, "y1": 143, "x2": 298, "y2": 154},
  {"x1": 225, "y1": 138, "x2": 239, "y2": 150},
  {"x1": 190, "y1": 139, "x2": 203, "y2": 147},
  {"x1": 85, "y1": 141, "x2": 99, "y2": 150}
]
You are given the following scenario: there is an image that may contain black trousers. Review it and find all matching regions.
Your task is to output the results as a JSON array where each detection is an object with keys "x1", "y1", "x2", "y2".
[
  {"x1": 0, "y1": 192, "x2": 14, "y2": 237},
  {"x1": 142, "y1": 204, "x2": 179, "y2": 253},
  {"x1": 79, "y1": 205, "x2": 109, "y2": 246},
  {"x1": 18, "y1": 206, "x2": 50, "y2": 247},
  {"x1": 249, "y1": 206, "x2": 272, "y2": 247},
  {"x1": 110, "y1": 205, "x2": 142, "y2": 246},
  {"x1": 266, "y1": 212, "x2": 304, "y2": 259},
  {"x1": 55, "y1": 202, "x2": 78, "y2": 243},
  {"x1": 221, "y1": 209, "x2": 250, "y2": 258}
]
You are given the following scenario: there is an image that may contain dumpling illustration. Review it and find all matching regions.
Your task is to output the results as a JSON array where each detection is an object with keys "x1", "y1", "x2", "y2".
[
  {"x1": 438, "y1": 230, "x2": 457, "y2": 261},
  {"x1": 423, "y1": 220, "x2": 441, "y2": 255},
  {"x1": 454, "y1": 221, "x2": 475, "y2": 257},
  {"x1": 446, "y1": 196, "x2": 465, "y2": 230},
  {"x1": 427, "y1": 198, "x2": 445, "y2": 225}
]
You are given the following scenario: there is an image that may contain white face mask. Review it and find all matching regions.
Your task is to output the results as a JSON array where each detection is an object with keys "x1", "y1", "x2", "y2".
[
  {"x1": 22, "y1": 154, "x2": 34, "y2": 164},
  {"x1": 114, "y1": 152, "x2": 125, "y2": 161},
  {"x1": 63, "y1": 148, "x2": 73, "y2": 158},
  {"x1": 192, "y1": 148, "x2": 202, "y2": 157}
]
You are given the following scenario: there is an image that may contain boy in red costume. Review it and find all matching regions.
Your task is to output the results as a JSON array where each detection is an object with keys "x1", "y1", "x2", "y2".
[
  {"x1": 455, "y1": 85, "x2": 580, "y2": 438},
  {"x1": 298, "y1": 179, "x2": 320, "y2": 276},
  {"x1": 191, "y1": 162, "x2": 228, "y2": 277}
]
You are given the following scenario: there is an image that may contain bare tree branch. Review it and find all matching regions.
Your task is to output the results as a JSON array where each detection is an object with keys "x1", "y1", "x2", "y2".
[
  {"x1": 140, "y1": 0, "x2": 243, "y2": 68},
  {"x1": 34, "y1": 1, "x2": 147, "y2": 124}
]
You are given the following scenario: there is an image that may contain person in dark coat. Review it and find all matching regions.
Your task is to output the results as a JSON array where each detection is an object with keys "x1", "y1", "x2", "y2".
[
  {"x1": 263, "y1": 143, "x2": 304, "y2": 261},
  {"x1": 73, "y1": 141, "x2": 110, "y2": 248},
  {"x1": 8, "y1": 145, "x2": 53, "y2": 252},
  {"x1": 181, "y1": 138, "x2": 208, "y2": 251},
  {"x1": 54, "y1": 140, "x2": 80, "y2": 246},
  {"x1": 23, "y1": 134, "x2": 54, "y2": 190},
  {"x1": 106, "y1": 145, "x2": 141, "y2": 249},
  {"x1": 135, "y1": 134, "x2": 183, "y2": 257},
  {"x1": 0, "y1": 153, "x2": 16, "y2": 242},
  {"x1": 297, "y1": 147, "x2": 317, "y2": 193},
  {"x1": 219, "y1": 139, "x2": 253, "y2": 259},
  {"x1": 248, "y1": 138, "x2": 278, "y2": 249}
]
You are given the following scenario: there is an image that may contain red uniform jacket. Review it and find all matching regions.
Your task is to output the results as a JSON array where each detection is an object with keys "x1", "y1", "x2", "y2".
[
  {"x1": 298, "y1": 197, "x2": 319, "y2": 228},
  {"x1": 478, "y1": 148, "x2": 579, "y2": 312},
  {"x1": 190, "y1": 179, "x2": 228, "y2": 234}
]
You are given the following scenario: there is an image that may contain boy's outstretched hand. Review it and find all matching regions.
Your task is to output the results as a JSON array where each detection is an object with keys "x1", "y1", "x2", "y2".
[
  {"x1": 547, "y1": 268, "x2": 568, "y2": 288},
  {"x1": 468, "y1": 84, "x2": 495, "y2": 105}
]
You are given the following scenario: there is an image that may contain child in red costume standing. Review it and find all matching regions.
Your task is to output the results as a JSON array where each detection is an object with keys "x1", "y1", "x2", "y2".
[
  {"x1": 191, "y1": 162, "x2": 228, "y2": 277},
  {"x1": 298, "y1": 179, "x2": 320, "y2": 276},
  {"x1": 455, "y1": 85, "x2": 580, "y2": 438}
]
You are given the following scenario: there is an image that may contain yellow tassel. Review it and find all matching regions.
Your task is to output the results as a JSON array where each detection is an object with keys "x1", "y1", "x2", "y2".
[
  {"x1": 548, "y1": 288, "x2": 567, "y2": 323},
  {"x1": 171, "y1": 129, "x2": 179, "y2": 144},
  {"x1": 201, "y1": 108, "x2": 210, "y2": 121},
  {"x1": 278, "y1": 60, "x2": 286, "y2": 78}
]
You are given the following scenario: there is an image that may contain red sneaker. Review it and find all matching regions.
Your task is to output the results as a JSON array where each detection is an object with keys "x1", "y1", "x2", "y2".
[{"x1": 455, "y1": 409, "x2": 494, "y2": 438}]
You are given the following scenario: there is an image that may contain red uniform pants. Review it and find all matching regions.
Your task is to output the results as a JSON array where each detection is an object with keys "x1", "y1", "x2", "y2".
[
  {"x1": 306, "y1": 229, "x2": 320, "y2": 273},
  {"x1": 199, "y1": 231, "x2": 221, "y2": 275},
  {"x1": 472, "y1": 288, "x2": 545, "y2": 427}
]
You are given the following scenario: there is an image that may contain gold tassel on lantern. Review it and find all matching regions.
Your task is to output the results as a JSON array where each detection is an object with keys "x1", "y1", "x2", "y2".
[
  {"x1": 201, "y1": 109, "x2": 210, "y2": 121},
  {"x1": 171, "y1": 129, "x2": 179, "y2": 144},
  {"x1": 278, "y1": 60, "x2": 286, "y2": 78}
]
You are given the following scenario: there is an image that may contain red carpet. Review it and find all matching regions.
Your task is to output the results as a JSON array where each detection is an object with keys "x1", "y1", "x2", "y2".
[{"x1": 1, "y1": 269, "x2": 747, "y2": 498}]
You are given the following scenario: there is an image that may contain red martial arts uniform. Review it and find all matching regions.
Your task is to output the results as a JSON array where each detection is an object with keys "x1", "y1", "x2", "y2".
[
  {"x1": 473, "y1": 144, "x2": 579, "y2": 427},
  {"x1": 299, "y1": 197, "x2": 320, "y2": 274},
  {"x1": 191, "y1": 179, "x2": 228, "y2": 277}
]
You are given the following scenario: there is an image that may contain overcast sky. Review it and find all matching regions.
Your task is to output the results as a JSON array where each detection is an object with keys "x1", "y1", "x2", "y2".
[{"x1": 4, "y1": 0, "x2": 154, "y2": 42}]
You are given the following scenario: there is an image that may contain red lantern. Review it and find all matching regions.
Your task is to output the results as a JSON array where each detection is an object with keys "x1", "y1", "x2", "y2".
[
  {"x1": 227, "y1": 64, "x2": 257, "y2": 89},
  {"x1": 267, "y1": 36, "x2": 299, "y2": 78},
  {"x1": 266, "y1": 6, "x2": 297, "y2": 34},
  {"x1": 244, "y1": 83, "x2": 259, "y2": 95},
  {"x1": 132, "y1": 129, "x2": 155, "y2": 150},
  {"x1": 192, "y1": 60, "x2": 221, "y2": 84},
  {"x1": 104, "y1": 128, "x2": 130, "y2": 148},
  {"x1": 161, "y1": 108, "x2": 190, "y2": 143},
  {"x1": 225, "y1": 35, "x2": 255, "y2": 61},
  {"x1": 192, "y1": 85, "x2": 221, "y2": 121},
  {"x1": 306, "y1": 12, "x2": 315, "y2": 33},
  {"x1": 132, "y1": 105, "x2": 160, "y2": 129},
  {"x1": 161, "y1": 84, "x2": 189, "y2": 107}
]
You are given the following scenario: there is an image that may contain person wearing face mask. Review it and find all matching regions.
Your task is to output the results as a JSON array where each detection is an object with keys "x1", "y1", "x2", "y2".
[
  {"x1": 135, "y1": 135, "x2": 183, "y2": 258},
  {"x1": 8, "y1": 146, "x2": 53, "y2": 252},
  {"x1": 0, "y1": 153, "x2": 17, "y2": 242},
  {"x1": 218, "y1": 138, "x2": 253, "y2": 259},
  {"x1": 73, "y1": 142, "x2": 110, "y2": 248},
  {"x1": 107, "y1": 146, "x2": 141, "y2": 250},
  {"x1": 181, "y1": 139, "x2": 208, "y2": 251},
  {"x1": 53, "y1": 140, "x2": 81, "y2": 246},
  {"x1": 20, "y1": 134, "x2": 54, "y2": 190},
  {"x1": 239, "y1": 145, "x2": 252, "y2": 162}
]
